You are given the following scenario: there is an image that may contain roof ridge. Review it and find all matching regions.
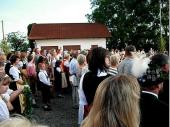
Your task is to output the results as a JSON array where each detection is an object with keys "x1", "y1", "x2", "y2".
[{"x1": 33, "y1": 23, "x2": 102, "y2": 25}]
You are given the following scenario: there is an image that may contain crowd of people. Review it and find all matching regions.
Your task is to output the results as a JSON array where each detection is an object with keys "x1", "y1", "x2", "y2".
[{"x1": 0, "y1": 45, "x2": 169, "y2": 127}]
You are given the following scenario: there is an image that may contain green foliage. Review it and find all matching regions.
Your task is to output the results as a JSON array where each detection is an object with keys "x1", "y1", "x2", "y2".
[
  {"x1": 87, "y1": 0, "x2": 169, "y2": 51},
  {"x1": 23, "y1": 84, "x2": 33, "y2": 118},
  {"x1": 7, "y1": 32, "x2": 29, "y2": 51},
  {"x1": 0, "y1": 40, "x2": 11, "y2": 55},
  {"x1": 158, "y1": 37, "x2": 166, "y2": 52}
]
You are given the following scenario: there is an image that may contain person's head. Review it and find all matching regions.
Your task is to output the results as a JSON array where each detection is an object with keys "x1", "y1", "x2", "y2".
[
  {"x1": 40, "y1": 49, "x2": 46, "y2": 56},
  {"x1": 110, "y1": 54, "x2": 119, "y2": 67},
  {"x1": 0, "y1": 72, "x2": 10, "y2": 94},
  {"x1": 125, "y1": 45, "x2": 136, "y2": 57},
  {"x1": 15, "y1": 51, "x2": 21, "y2": 58},
  {"x1": 88, "y1": 47, "x2": 110, "y2": 74},
  {"x1": 34, "y1": 48, "x2": 40, "y2": 54},
  {"x1": 138, "y1": 60, "x2": 165, "y2": 94},
  {"x1": 6, "y1": 52, "x2": 13, "y2": 61},
  {"x1": 77, "y1": 54, "x2": 86, "y2": 66},
  {"x1": 151, "y1": 53, "x2": 169, "y2": 73},
  {"x1": 64, "y1": 53, "x2": 70, "y2": 60},
  {"x1": 27, "y1": 54, "x2": 34, "y2": 63},
  {"x1": 0, "y1": 115, "x2": 48, "y2": 127},
  {"x1": 10, "y1": 55, "x2": 20, "y2": 65},
  {"x1": 20, "y1": 52, "x2": 27, "y2": 61},
  {"x1": 38, "y1": 63, "x2": 46, "y2": 70},
  {"x1": 50, "y1": 49, "x2": 57, "y2": 56},
  {"x1": 0, "y1": 52, "x2": 6, "y2": 68},
  {"x1": 37, "y1": 56, "x2": 46, "y2": 64},
  {"x1": 82, "y1": 75, "x2": 140, "y2": 127},
  {"x1": 71, "y1": 50, "x2": 78, "y2": 59},
  {"x1": 80, "y1": 50, "x2": 88, "y2": 56}
]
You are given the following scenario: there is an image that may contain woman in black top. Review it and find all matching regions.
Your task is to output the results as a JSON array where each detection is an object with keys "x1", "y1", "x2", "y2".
[{"x1": 82, "y1": 47, "x2": 110, "y2": 116}]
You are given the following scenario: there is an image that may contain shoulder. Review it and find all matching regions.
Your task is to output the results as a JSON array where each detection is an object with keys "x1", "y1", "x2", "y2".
[
  {"x1": 9, "y1": 66, "x2": 17, "y2": 73},
  {"x1": 38, "y1": 71, "x2": 43, "y2": 76},
  {"x1": 84, "y1": 71, "x2": 93, "y2": 78}
]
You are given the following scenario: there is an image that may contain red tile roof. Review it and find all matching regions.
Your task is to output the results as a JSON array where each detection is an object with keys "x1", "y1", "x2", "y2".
[{"x1": 28, "y1": 23, "x2": 111, "y2": 40}]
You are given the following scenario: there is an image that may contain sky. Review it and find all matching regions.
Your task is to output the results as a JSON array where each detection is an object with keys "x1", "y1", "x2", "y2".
[{"x1": 0, "y1": 0, "x2": 92, "y2": 40}]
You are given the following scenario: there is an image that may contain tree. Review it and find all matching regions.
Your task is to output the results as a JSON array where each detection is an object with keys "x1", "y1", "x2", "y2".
[
  {"x1": 86, "y1": 0, "x2": 169, "y2": 51},
  {"x1": 159, "y1": 37, "x2": 166, "y2": 52},
  {"x1": 0, "y1": 40, "x2": 11, "y2": 55},
  {"x1": 7, "y1": 32, "x2": 29, "y2": 51},
  {"x1": 160, "y1": 0, "x2": 169, "y2": 51}
]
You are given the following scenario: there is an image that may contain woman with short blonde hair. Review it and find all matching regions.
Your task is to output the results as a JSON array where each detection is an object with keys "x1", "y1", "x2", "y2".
[{"x1": 81, "y1": 75, "x2": 140, "y2": 127}]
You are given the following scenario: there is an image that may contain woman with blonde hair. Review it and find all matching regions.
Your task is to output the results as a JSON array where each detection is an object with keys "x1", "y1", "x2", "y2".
[{"x1": 81, "y1": 75, "x2": 140, "y2": 127}]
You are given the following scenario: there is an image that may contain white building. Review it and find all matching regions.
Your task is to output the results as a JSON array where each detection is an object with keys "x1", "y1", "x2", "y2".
[{"x1": 28, "y1": 23, "x2": 111, "y2": 51}]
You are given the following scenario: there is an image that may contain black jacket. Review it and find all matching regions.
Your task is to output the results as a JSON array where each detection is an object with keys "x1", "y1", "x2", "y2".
[
  {"x1": 140, "y1": 92, "x2": 169, "y2": 127},
  {"x1": 83, "y1": 71, "x2": 110, "y2": 105}
]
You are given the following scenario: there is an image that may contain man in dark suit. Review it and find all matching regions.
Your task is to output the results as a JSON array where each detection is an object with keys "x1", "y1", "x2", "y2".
[
  {"x1": 151, "y1": 53, "x2": 169, "y2": 105},
  {"x1": 139, "y1": 59, "x2": 169, "y2": 127}
]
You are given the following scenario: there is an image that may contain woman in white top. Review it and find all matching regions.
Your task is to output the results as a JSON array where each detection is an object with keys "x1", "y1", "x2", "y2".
[
  {"x1": 9, "y1": 55, "x2": 24, "y2": 114},
  {"x1": 77, "y1": 54, "x2": 89, "y2": 125}
]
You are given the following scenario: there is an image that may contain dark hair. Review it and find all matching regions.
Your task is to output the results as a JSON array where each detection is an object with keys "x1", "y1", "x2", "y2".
[
  {"x1": 138, "y1": 62, "x2": 164, "y2": 88},
  {"x1": 6, "y1": 52, "x2": 13, "y2": 60},
  {"x1": 125, "y1": 45, "x2": 136, "y2": 56},
  {"x1": 37, "y1": 56, "x2": 45, "y2": 64},
  {"x1": 55, "y1": 60, "x2": 61, "y2": 67},
  {"x1": 10, "y1": 55, "x2": 19, "y2": 64},
  {"x1": 125, "y1": 45, "x2": 136, "y2": 52},
  {"x1": 88, "y1": 47, "x2": 109, "y2": 74},
  {"x1": 27, "y1": 55, "x2": 33, "y2": 62},
  {"x1": 71, "y1": 51, "x2": 78, "y2": 58},
  {"x1": 151, "y1": 53, "x2": 169, "y2": 67}
]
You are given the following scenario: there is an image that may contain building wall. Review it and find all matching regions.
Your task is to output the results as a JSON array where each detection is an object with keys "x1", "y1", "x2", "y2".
[{"x1": 35, "y1": 38, "x2": 106, "y2": 50}]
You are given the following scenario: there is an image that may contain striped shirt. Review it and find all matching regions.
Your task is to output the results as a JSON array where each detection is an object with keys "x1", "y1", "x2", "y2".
[{"x1": 108, "y1": 67, "x2": 118, "y2": 76}]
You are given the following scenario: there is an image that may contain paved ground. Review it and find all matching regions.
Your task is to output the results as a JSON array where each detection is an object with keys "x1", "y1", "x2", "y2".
[{"x1": 31, "y1": 91, "x2": 78, "y2": 127}]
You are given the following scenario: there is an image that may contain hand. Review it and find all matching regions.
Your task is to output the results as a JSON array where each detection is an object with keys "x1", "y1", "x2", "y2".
[{"x1": 17, "y1": 88, "x2": 24, "y2": 94}]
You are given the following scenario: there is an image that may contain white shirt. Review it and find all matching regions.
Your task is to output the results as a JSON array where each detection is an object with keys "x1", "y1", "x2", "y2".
[
  {"x1": 17, "y1": 61, "x2": 23, "y2": 69},
  {"x1": 38, "y1": 70, "x2": 51, "y2": 86},
  {"x1": 5, "y1": 89, "x2": 13, "y2": 95},
  {"x1": 1, "y1": 89, "x2": 13, "y2": 102},
  {"x1": 56, "y1": 67, "x2": 61, "y2": 73},
  {"x1": 142, "y1": 91, "x2": 158, "y2": 98},
  {"x1": 51, "y1": 57, "x2": 57, "y2": 68},
  {"x1": 97, "y1": 69, "x2": 107, "y2": 77},
  {"x1": 0, "y1": 98, "x2": 9, "y2": 122},
  {"x1": 78, "y1": 73, "x2": 87, "y2": 105},
  {"x1": 9, "y1": 66, "x2": 21, "y2": 81}
]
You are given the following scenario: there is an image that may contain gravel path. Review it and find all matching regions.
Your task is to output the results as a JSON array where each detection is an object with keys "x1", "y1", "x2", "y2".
[{"x1": 31, "y1": 92, "x2": 78, "y2": 127}]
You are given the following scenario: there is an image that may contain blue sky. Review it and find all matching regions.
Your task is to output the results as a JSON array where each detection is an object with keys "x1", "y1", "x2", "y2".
[{"x1": 0, "y1": 0, "x2": 91, "y2": 40}]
